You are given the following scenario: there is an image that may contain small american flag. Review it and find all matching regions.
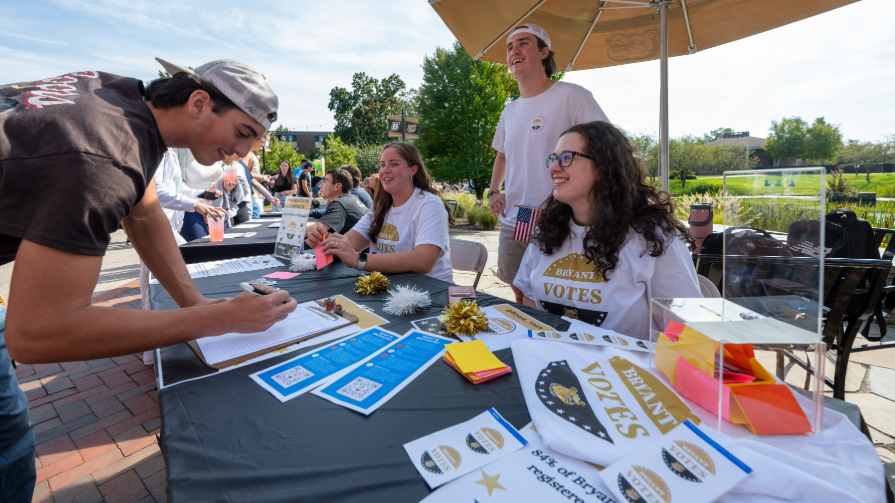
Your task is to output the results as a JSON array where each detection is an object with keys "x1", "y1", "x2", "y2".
[{"x1": 513, "y1": 206, "x2": 542, "y2": 242}]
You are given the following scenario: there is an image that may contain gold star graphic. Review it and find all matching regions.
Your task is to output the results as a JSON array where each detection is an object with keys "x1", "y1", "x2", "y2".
[{"x1": 475, "y1": 470, "x2": 505, "y2": 496}]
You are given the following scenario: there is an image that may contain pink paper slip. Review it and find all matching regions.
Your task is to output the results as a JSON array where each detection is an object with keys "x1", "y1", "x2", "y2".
[
  {"x1": 315, "y1": 245, "x2": 333, "y2": 270},
  {"x1": 263, "y1": 271, "x2": 300, "y2": 280}
]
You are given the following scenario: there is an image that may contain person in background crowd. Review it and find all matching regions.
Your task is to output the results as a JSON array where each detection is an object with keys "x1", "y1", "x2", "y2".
[
  {"x1": 296, "y1": 159, "x2": 313, "y2": 198},
  {"x1": 155, "y1": 148, "x2": 227, "y2": 243},
  {"x1": 343, "y1": 165, "x2": 373, "y2": 209},
  {"x1": 514, "y1": 121, "x2": 700, "y2": 340},
  {"x1": 272, "y1": 160, "x2": 297, "y2": 206},
  {"x1": 240, "y1": 138, "x2": 279, "y2": 218},
  {"x1": 488, "y1": 23, "x2": 608, "y2": 303},
  {"x1": 308, "y1": 143, "x2": 453, "y2": 282},
  {"x1": 364, "y1": 174, "x2": 381, "y2": 201},
  {"x1": 178, "y1": 148, "x2": 225, "y2": 241},
  {"x1": 306, "y1": 168, "x2": 368, "y2": 238},
  {"x1": 0, "y1": 59, "x2": 297, "y2": 502},
  {"x1": 224, "y1": 155, "x2": 253, "y2": 225}
]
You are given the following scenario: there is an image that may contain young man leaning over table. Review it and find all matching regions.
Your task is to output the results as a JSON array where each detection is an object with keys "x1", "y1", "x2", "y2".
[{"x1": 0, "y1": 59, "x2": 298, "y2": 501}]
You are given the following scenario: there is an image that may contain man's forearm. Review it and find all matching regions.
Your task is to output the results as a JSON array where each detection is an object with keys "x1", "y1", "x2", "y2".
[
  {"x1": 10, "y1": 303, "x2": 230, "y2": 363},
  {"x1": 123, "y1": 205, "x2": 202, "y2": 307},
  {"x1": 490, "y1": 154, "x2": 506, "y2": 192}
]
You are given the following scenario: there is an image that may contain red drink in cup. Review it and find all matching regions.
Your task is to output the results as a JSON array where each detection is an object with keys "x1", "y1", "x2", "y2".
[{"x1": 208, "y1": 216, "x2": 225, "y2": 242}]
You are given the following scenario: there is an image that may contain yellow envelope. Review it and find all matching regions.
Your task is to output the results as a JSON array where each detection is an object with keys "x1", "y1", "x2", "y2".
[{"x1": 445, "y1": 340, "x2": 507, "y2": 374}]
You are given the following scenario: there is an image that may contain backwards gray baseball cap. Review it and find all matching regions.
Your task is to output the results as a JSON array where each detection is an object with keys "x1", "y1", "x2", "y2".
[{"x1": 155, "y1": 57, "x2": 278, "y2": 130}]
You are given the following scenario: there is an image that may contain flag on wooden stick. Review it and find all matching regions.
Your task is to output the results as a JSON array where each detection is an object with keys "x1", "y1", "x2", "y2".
[{"x1": 513, "y1": 206, "x2": 542, "y2": 242}]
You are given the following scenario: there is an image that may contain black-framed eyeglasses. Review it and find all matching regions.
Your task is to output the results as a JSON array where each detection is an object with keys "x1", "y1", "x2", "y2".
[{"x1": 545, "y1": 150, "x2": 595, "y2": 169}]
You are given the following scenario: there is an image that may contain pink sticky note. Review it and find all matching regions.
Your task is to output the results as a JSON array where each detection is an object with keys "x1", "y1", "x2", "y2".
[
  {"x1": 264, "y1": 271, "x2": 300, "y2": 280},
  {"x1": 314, "y1": 245, "x2": 333, "y2": 270},
  {"x1": 674, "y1": 356, "x2": 731, "y2": 420}
]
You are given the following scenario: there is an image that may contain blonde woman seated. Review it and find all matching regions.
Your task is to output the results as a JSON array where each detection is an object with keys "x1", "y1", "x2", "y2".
[
  {"x1": 514, "y1": 121, "x2": 700, "y2": 340},
  {"x1": 306, "y1": 143, "x2": 453, "y2": 282}
]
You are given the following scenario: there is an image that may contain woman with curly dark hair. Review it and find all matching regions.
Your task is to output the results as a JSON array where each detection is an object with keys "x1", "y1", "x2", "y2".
[{"x1": 513, "y1": 121, "x2": 700, "y2": 339}]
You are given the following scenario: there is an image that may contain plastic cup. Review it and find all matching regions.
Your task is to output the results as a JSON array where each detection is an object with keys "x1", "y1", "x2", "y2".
[{"x1": 208, "y1": 217, "x2": 225, "y2": 242}]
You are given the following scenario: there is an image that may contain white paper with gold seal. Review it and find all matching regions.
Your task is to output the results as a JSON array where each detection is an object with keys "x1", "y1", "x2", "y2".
[
  {"x1": 404, "y1": 408, "x2": 528, "y2": 489},
  {"x1": 512, "y1": 340, "x2": 885, "y2": 502},
  {"x1": 422, "y1": 423, "x2": 619, "y2": 503},
  {"x1": 600, "y1": 420, "x2": 752, "y2": 503},
  {"x1": 512, "y1": 339, "x2": 699, "y2": 468}
]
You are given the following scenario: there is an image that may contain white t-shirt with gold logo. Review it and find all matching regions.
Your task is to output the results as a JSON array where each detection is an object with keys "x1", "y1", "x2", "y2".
[
  {"x1": 513, "y1": 223, "x2": 700, "y2": 339},
  {"x1": 491, "y1": 81, "x2": 608, "y2": 227},
  {"x1": 351, "y1": 189, "x2": 453, "y2": 283}
]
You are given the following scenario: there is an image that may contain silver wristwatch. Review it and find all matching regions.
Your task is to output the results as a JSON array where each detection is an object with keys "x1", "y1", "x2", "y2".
[{"x1": 356, "y1": 250, "x2": 369, "y2": 271}]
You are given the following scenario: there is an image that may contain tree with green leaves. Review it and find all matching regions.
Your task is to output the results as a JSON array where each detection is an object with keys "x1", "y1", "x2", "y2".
[
  {"x1": 328, "y1": 72, "x2": 407, "y2": 145},
  {"x1": 416, "y1": 42, "x2": 518, "y2": 199},
  {"x1": 262, "y1": 134, "x2": 303, "y2": 174},
  {"x1": 702, "y1": 127, "x2": 736, "y2": 142},
  {"x1": 356, "y1": 143, "x2": 385, "y2": 176},
  {"x1": 766, "y1": 116, "x2": 842, "y2": 165},
  {"x1": 628, "y1": 133, "x2": 658, "y2": 181},
  {"x1": 322, "y1": 135, "x2": 358, "y2": 170}
]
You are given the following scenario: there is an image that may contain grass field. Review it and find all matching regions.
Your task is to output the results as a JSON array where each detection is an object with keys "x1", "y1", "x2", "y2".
[{"x1": 667, "y1": 172, "x2": 895, "y2": 197}]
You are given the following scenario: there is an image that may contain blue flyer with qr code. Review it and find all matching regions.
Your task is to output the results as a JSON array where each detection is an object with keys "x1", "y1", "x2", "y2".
[
  {"x1": 312, "y1": 330, "x2": 454, "y2": 415},
  {"x1": 250, "y1": 327, "x2": 401, "y2": 402}
]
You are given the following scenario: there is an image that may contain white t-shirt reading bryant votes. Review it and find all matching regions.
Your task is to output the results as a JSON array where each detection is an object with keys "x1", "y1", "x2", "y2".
[
  {"x1": 492, "y1": 81, "x2": 608, "y2": 227},
  {"x1": 514, "y1": 224, "x2": 700, "y2": 339},
  {"x1": 352, "y1": 188, "x2": 453, "y2": 283}
]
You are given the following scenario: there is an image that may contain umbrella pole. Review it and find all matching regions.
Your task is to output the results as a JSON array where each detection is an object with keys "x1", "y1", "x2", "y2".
[{"x1": 658, "y1": 1, "x2": 670, "y2": 192}]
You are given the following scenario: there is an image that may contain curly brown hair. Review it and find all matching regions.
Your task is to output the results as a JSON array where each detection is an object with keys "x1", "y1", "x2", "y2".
[{"x1": 534, "y1": 121, "x2": 688, "y2": 277}]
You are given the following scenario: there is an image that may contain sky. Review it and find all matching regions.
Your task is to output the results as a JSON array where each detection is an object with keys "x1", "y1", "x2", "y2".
[{"x1": 3, "y1": 0, "x2": 893, "y2": 143}]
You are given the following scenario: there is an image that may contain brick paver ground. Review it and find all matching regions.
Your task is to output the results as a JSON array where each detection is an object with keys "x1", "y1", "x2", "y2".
[{"x1": 18, "y1": 280, "x2": 165, "y2": 503}]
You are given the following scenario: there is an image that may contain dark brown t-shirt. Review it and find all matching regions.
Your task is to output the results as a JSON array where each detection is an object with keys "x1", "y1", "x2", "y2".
[{"x1": 0, "y1": 71, "x2": 166, "y2": 265}]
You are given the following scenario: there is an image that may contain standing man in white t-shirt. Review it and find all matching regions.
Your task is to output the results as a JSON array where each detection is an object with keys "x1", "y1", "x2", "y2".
[{"x1": 489, "y1": 23, "x2": 608, "y2": 302}]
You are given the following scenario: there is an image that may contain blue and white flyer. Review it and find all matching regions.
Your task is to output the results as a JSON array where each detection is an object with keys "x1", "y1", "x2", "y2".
[
  {"x1": 404, "y1": 408, "x2": 528, "y2": 489},
  {"x1": 312, "y1": 330, "x2": 453, "y2": 415},
  {"x1": 600, "y1": 420, "x2": 752, "y2": 503},
  {"x1": 250, "y1": 327, "x2": 400, "y2": 402}
]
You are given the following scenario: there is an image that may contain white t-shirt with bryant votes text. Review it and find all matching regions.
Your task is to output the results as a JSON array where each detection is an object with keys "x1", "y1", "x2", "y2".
[
  {"x1": 351, "y1": 188, "x2": 453, "y2": 283},
  {"x1": 491, "y1": 81, "x2": 608, "y2": 226},
  {"x1": 513, "y1": 223, "x2": 700, "y2": 339}
]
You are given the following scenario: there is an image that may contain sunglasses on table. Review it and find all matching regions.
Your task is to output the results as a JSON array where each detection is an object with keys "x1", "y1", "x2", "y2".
[{"x1": 545, "y1": 150, "x2": 595, "y2": 169}]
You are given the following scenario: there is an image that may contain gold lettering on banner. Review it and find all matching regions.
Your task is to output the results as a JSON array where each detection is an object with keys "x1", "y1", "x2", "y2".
[
  {"x1": 493, "y1": 304, "x2": 552, "y2": 331},
  {"x1": 609, "y1": 356, "x2": 699, "y2": 433},
  {"x1": 581, "y1": 361, "x2": 649, "y2": 439},
  {"x1": 543, "y1": 254, "x2": 606, "y2": 283},
  {"x1": 543, "y1": 282, "x2": 603, "y2": 305}
]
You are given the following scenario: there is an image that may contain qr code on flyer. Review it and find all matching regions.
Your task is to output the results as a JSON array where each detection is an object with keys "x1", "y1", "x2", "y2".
[
  {"x1": 271, "y1": 366, "x2": 313, "y2": 388},
  {"x1": 336, "y1": 377, "x2": 382, "y2": 402}
]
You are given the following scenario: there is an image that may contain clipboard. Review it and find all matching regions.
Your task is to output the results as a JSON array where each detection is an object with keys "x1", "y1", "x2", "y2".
[{"x1": 187, "y1": 298, "x2": 359, "y2": 369}]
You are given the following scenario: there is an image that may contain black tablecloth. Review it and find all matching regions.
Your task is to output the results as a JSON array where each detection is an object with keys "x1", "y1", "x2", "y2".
[
  {"x1": 150, "y1": 263, "x2": 868, "y2": 503},
  {"x1": 178, "y1": 220, "x2": 281, "y2": 264}
]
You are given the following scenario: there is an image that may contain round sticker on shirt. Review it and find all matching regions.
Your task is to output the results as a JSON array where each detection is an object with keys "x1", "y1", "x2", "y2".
[{"x1": 530, "y1": 116, "x2": 545, "y2": 132}]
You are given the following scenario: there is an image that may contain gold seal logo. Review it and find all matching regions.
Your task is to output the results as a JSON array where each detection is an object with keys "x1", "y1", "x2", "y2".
[
  {"x1": 543, "y1": 254, "x2": 605, "y2": 283},
  {"x1": 378, "y1": 223, "x2": 400, "y2": 242},
  {"x1": 675, "y1": 440, "x2": 716, "y2": 475},
  {"x1": 481, "y1": 427, "x2": 505, "y2": 449},
  {"x1": 633, "y1": 465, "x2": 671, "y2": 503},
  {"x1": 550, "y1": 383, "x2": 585, "y2": 407},
  {"x1": 439, "y1": 445, "x2": 462, "y2": 468}
]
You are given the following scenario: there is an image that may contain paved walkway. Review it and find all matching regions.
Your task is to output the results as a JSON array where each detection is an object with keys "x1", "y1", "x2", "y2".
[{"x1": 4, "y1": 227, "x2": 893, "y2": 502}]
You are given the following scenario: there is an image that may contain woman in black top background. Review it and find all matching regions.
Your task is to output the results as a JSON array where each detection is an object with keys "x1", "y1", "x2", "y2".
[{"x1": 272, "y1": 160, "x2": 297, "y2": 205}]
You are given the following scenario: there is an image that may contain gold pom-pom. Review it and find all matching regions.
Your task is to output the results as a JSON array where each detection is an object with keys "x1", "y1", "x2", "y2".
[
  {"x1": 355, "y1": 271, "x2": 390, "y2": 296},
  {"x1": 443, "y1": 300, "x2": 489, "y2": 336}
]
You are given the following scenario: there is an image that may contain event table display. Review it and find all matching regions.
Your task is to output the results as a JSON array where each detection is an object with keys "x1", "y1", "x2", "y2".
[
  {"x1": 178, "y1": 219, "x2": 281, "y2": 264},
  {"x1": 149, "y1": 260, "x2": 883, "y2": 502}
]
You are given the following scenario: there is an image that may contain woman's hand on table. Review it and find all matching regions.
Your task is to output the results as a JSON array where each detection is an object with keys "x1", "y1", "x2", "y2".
[
  {"x1": 305, "y1": 222, "x2": 329, "y2": 248},
  {"x1": 322, "y1": 233, "x2": 360, "y2": 268},
  {"x1": 223, "y1": 290, "x2": 297, "y2": 333}
]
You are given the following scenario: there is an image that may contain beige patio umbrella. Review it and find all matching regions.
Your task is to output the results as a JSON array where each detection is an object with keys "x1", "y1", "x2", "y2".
[{"x1": 429, "y1": 0, "x2": 859, "y2": 189}]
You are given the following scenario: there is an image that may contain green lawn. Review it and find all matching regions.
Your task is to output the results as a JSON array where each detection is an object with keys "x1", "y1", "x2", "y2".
[{"x1": 666, "y1": 172, "x2": 895, "y2": 197}]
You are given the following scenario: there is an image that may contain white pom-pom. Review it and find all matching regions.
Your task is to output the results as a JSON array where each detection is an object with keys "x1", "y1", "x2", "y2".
[
  {"x1": 289, "y1": 252, "x2": 316, "y2": 272},
  {"x1": 383, "y1": 284, "x2": 432, "y2": 316}
]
